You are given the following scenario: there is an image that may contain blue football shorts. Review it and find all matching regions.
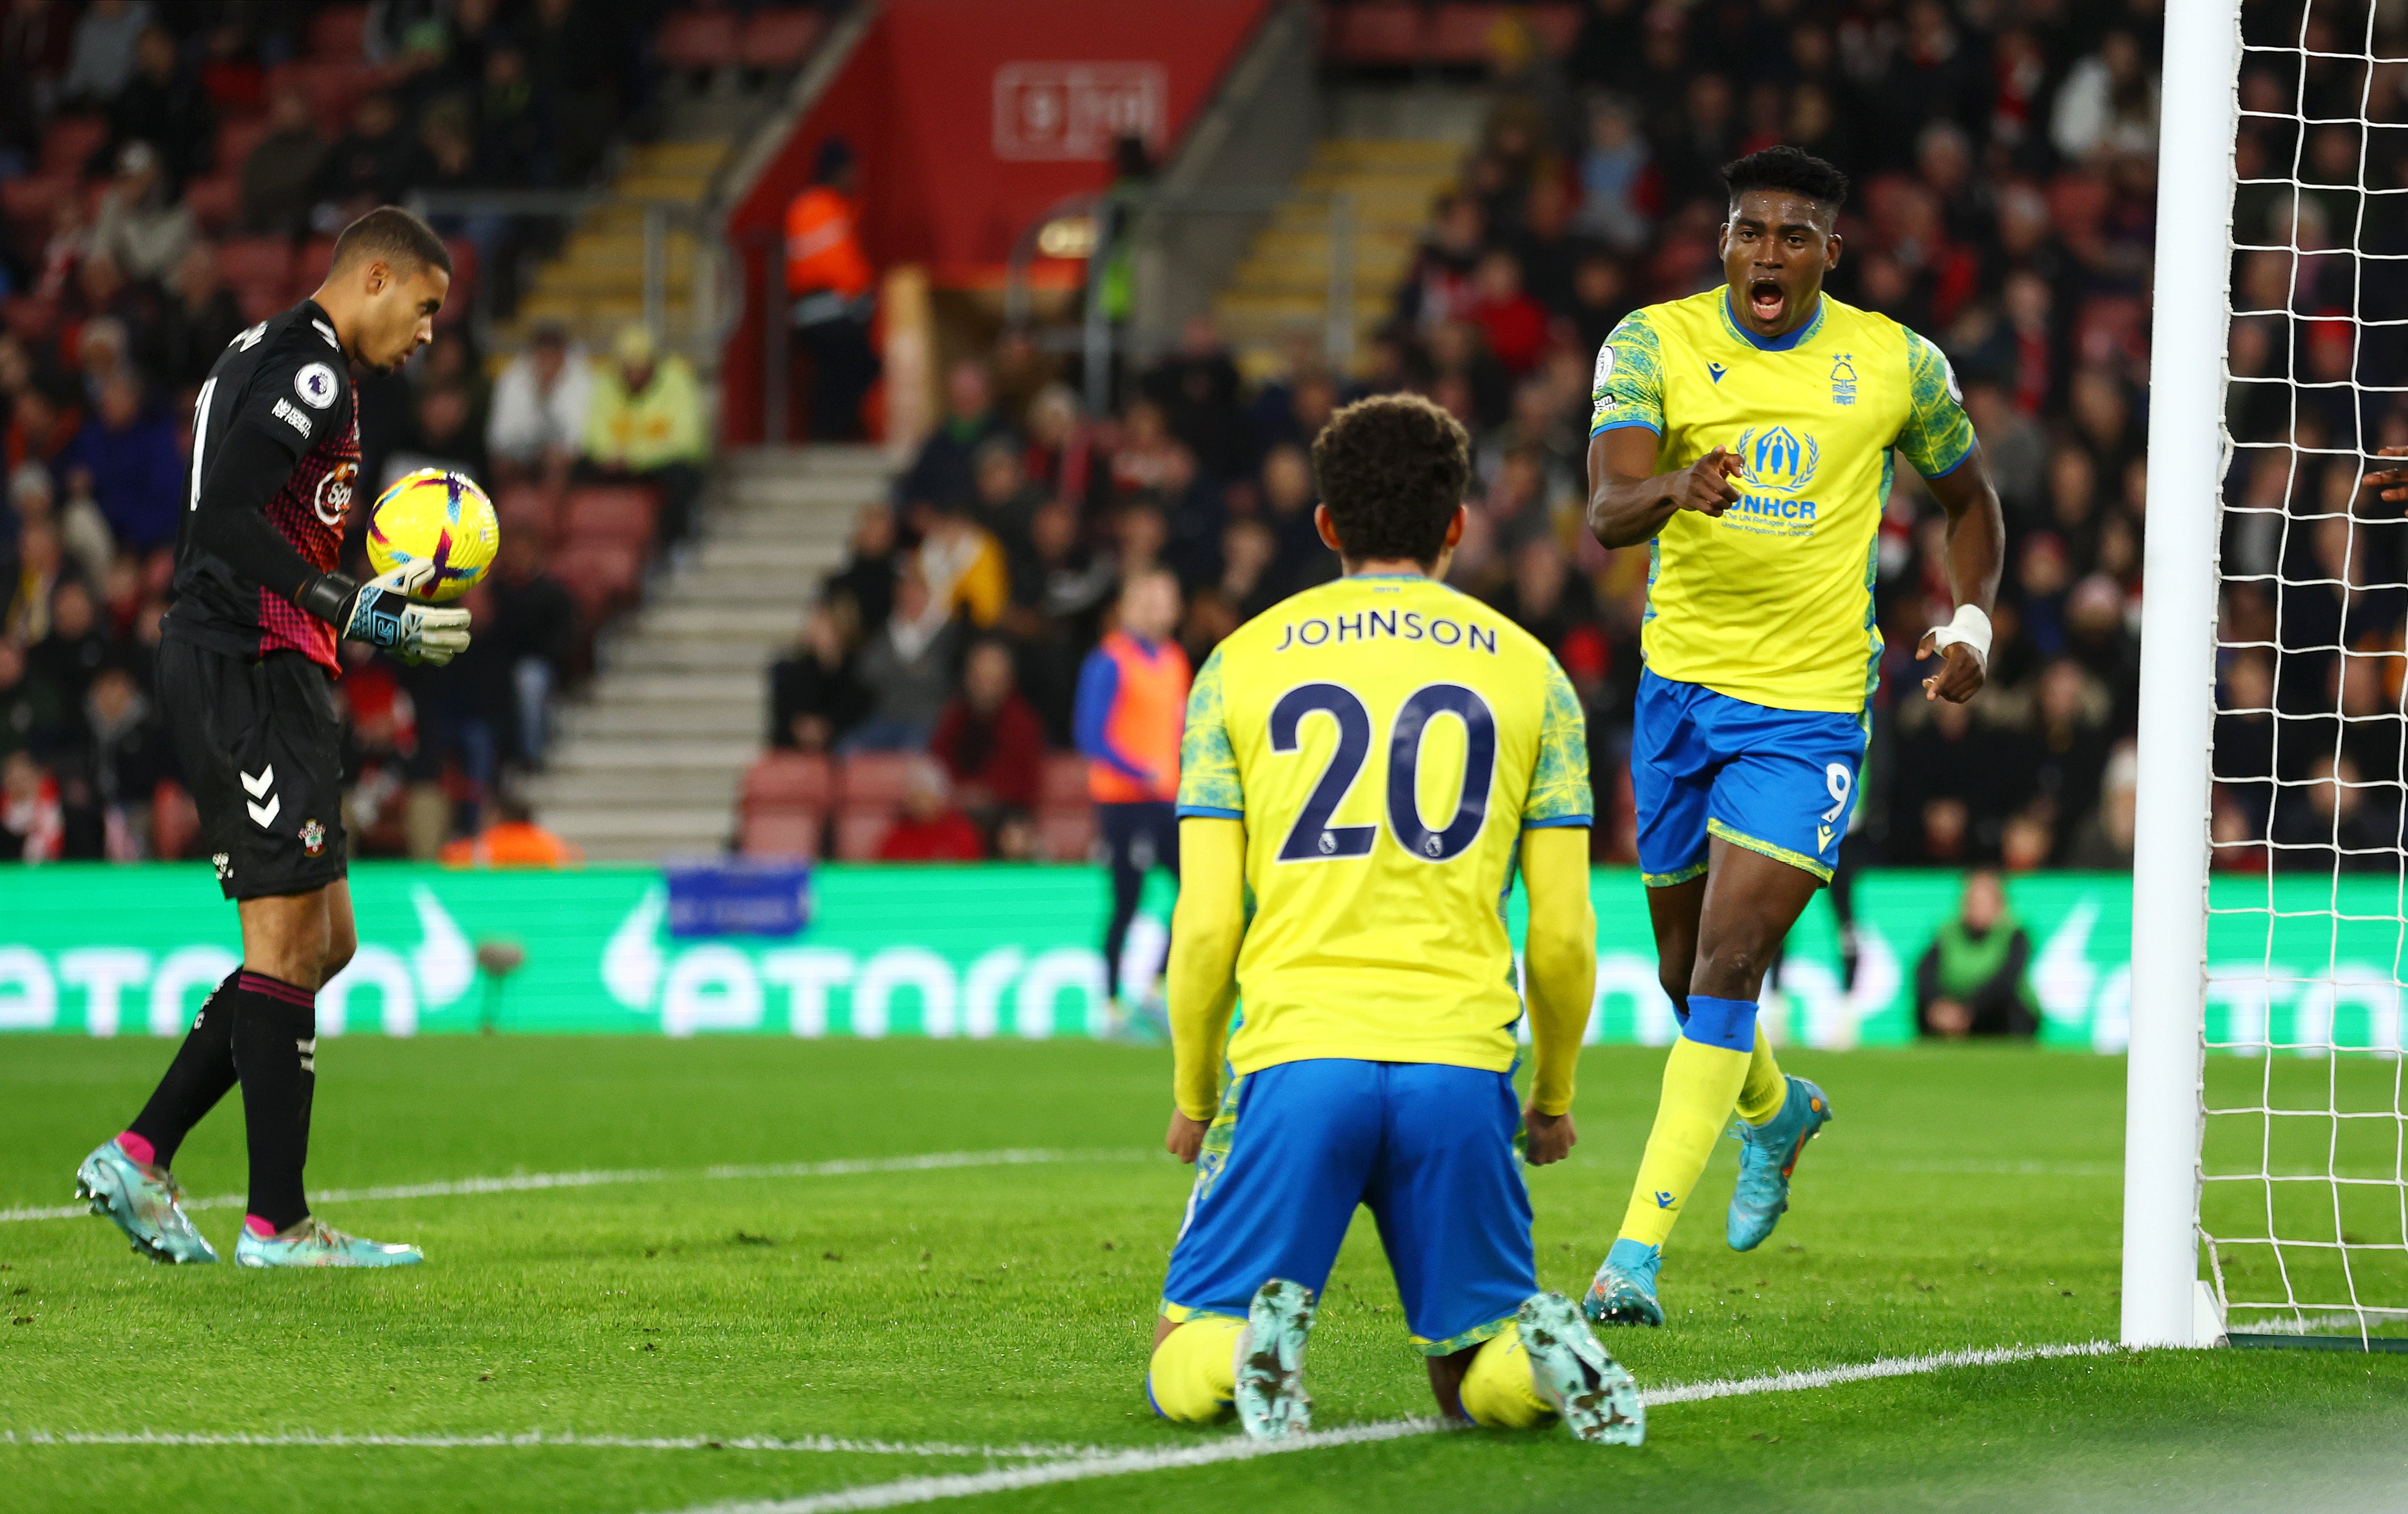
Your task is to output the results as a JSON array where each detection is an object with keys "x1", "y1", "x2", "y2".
[
  {"x1": 1631, "y1": 668, "x2": 1868, "y2": 887},
  {"x1": 1159, "y1": 1058, "x2": 1536, "y2": 1356}
]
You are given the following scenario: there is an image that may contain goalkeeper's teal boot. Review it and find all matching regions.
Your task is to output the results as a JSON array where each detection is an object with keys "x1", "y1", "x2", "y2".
[
  {"x1": 74, "y1": 1139, "x2": 217, "y2": 1264},
  {"x1": 1727, "y1": 1076, "x2": 1833, "y2": 1253},
  {"x1": 1233, "y1": 1278, "x2": 1315, "y2": 1440},
  {"x1": 234, "y1": 1217, "x2": 423, "y2": 1269},
  {"x1": 1517, "y1": 1291, "x2": 1646, "y2": 1445},
  {"x1": 1582, "y1": 1238, "x2": 1664, "y2": 1327}
]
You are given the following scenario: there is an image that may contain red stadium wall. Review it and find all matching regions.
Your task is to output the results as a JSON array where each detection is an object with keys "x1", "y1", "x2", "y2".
[{"x1": 720, "y1": 0, "x2": 1275, "y2": 445}]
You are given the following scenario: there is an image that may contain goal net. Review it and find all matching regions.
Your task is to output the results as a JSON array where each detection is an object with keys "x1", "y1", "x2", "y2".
[{"x1": 2133, "y1": 0, "x2": 2408, "y2": 1350}]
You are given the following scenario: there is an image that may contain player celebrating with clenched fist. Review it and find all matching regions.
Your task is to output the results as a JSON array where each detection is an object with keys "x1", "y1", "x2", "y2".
[{"x1": 1581, "y1": 147, "x2": 2006, "y2": 1326}]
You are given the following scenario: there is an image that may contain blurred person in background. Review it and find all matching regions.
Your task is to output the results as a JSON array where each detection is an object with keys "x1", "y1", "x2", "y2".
[
  {"x1": 1914, "y1": 869, "x2": 2039, "y2": 1039},
  {"x1": 62, "y1": 657, "x2": 172, "y2": 859},
  {"x1": 438, "y1": 789, "x2": 583, "y2": 868},
  {"x1": 481, "y1": 530, "x2": 577, "y2": 769},
  {"x1": 107, "y1": 24, "x2": 209, "y2": 191},
  {"x1": 0, "y1": 636, "x2": 65, "y2": 766},
  {"x1": 58, "y1": 0, "x2": 145, "y2": 108},
  {"x1": 1075, "y1": 567, "x2": 1188, "y2": 1035},
  {"x1": 240, "y1": 86, "x2": 329, "y2": 238},
  {"x1": 583, "y1": 324, "x2": 706, "y2": 547},
  {"x1": 785, "y1": 137, "x2": 878, "y2": 442},
  {"x1": 66, "y1": 372, "x2": 179, "y2": 552},
  {"x1": 1, "y1": 745, "x2": 62, "y2": 860},
  {"x1": 846, "y1": 563, "x2": 960, "y2": 753},
  {"x1": 87, "y1": 139, "x2": 191, "y2": 285},
  {"x1": 898, "y1": 360, "x2": 1010, "y2": 515},
  {"x1": 769, "y1": 604, "x2": 868, "y2": 752},
  {"x1": 874, "y1": 756, "x2": 983, "y2": 862},
  {"x1": 486, "y1": 324, "x2": 591, "y2": 489},
  {"x1": 930, "y1": 636, "x2": 1045, "y2": 840},
  {"x1": 158, "y1": 242, "x2": 247, "y2": 391},
  {"x1": 13, "y1": 460, "x2": 111, "y2": 590}
]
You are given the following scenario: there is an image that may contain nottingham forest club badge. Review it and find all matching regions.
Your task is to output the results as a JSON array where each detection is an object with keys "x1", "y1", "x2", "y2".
[{"x1": 300, "y1": 818, "x2": 326, "y2": 858}]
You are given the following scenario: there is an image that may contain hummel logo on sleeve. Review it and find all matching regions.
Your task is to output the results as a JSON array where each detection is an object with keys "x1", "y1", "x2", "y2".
[{"x1": 271, "y1": 398, "x2": 313, "y2": 438}]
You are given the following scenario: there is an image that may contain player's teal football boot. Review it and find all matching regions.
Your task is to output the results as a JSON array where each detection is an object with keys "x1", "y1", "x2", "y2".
[
  {"x1": 74, "y1": 1139, "x2": 217, "y2": 1264},
  {"x1": 1727, "y1": 1075, "x2": 1834, "y2": 1252},
  {"x1": 1517, "y1": 1291, "x2": 1645, "y2": 1445},
  {"x1": 1233, "y1": 1278, "x2": 1315, "y2": 1440},
  {"x1": 1582, "y1": 1237, "x2": 1664, "y2": 1327},
  {"x1": 233, "y1": 1217, "x2": 423, "y2": 1268}
]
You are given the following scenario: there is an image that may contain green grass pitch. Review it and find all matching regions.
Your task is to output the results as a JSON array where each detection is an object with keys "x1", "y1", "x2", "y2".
[{"x1": 3, "y1": 1036, "x2": 2403, "y2": 1513}]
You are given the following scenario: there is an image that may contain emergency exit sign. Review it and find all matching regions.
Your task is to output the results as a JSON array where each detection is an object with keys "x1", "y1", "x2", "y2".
[{"x1": 992, "y1": 62, "x2": 1167, "y2": 160}]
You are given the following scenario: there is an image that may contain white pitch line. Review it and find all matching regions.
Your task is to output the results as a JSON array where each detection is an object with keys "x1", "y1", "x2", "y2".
[
  {"x1": 0, "y1": 1148, "x2": 1149, "y2": 1224},
  {"x1": 650, "y1": 1340, "x2": 2125, "y2": 1514},
  {"x1": 0, "y1": 1430, "x2": 1113, "y2": 1460}
]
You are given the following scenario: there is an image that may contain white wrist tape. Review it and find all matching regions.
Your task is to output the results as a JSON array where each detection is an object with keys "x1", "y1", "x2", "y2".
[{"x1": 1924, "y1": 603, "x2": 1992, "y2": 671}]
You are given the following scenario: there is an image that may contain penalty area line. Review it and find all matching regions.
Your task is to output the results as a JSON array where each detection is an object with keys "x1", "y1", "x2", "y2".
[
  {"x1": 654, "y1": 1339, "x2": 2124, "y2": 1514},
  {"x1": 0, "y1": 1148, "x2": 1152, "y2": 1225}
]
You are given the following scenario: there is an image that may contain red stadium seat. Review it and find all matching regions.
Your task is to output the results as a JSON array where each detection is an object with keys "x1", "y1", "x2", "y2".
[
  {"x1": 1039, "y1": 750, "x2": 1089, "y2": 808},
  {"x1": 216, "y1": 236, "x2": 293, "y2": 289},
  {"x1": 183, "y1": 174, "x2": 240, "y2": 232},
  {"x1": 1329, "y1": 3, "x2": 1425, "y2": 65},
  {"x1": 744, "y1": 751, "x2": 834, "y2": 811},
  {"x1": 740, "y1": 806, "x2": 822, "y2": 860},
  {"x1": 838, "y1": 752, "x2": 912, "y2": 808},
  {"x1": 739, "y1": 8, "x2": 824, "y2": 69},
  {"x1": 1038, "y1": 805, "x2": 1098, "y2": 863},
  {"x1": 309, "y1": 5, "x2": 370, "y2": 60},
  {"x1": 656, "y1": 9, "x2": 743, "y2": 70},
  {"x1": 494, "y1": 485, "x2": 563, "y2": 543},
  {"x1": 0, "y1": 174, "x2": 76, "y2": 232},
  {"x1": 1525, "y1": 2, "x2": 1581, "y2": 54},
  {"x1": 834, "y1": 805, "x2": 896, "y2": 861},
  {"x1": 39, "y1": 115, "x2": 106, "y2": 177},
  {"x1": 215, "y1": 113, "x2": 272, "y2": 175},
  {"x1": 1425, "y1": 4, "x2": 1503, "y2": 63},
  {"x1": 562, "y1": 485, "x2": 658, "y2": 546}
]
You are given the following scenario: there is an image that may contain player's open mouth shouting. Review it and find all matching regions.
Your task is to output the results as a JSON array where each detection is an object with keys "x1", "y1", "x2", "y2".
[{"x1": 1747, "y1": 278, "x2": 1788, "y2": 326}]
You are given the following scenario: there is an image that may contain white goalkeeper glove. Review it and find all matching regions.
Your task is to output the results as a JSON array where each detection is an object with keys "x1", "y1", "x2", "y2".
[{"x1": 297, "y1": 560, "x2": 473, "y2": 667}]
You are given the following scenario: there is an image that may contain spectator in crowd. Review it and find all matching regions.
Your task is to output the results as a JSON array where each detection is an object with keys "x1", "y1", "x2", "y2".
[
  {"x1": 1075, "y1": 568, "x2": 1188, "y2": 1021},
  {"x1": 64, "y1": 658, "x2": 170, "y2": 859},
  {"x1": 66, "y1": 373, "x2": 178, "y2": 552},
  {"x1": 874, "y1": 757, "x2": 983, "y2": 862},
  {"x1": 786, "y1": 137, "x2": 878, "y2": 442},
  {"x1": 583, "y1": 323, "x2": 707, "y2": 546},
  {"x1": 12, "y1": 461, "x2": 110, "y2": 591},
  {"x1": 820, "y1": 502, "x2": 898, "y2": 643},
  {"x1": 88, "y1": 139, "x2": 193, "y2": 284},
  {"x1": 847, "y1": 564, "x2": 961, "y2": 753},
  {"x1": 438, "y1": 791, "x2": 584, "y2": 868},
  {"x1": 1914, "y1": 869, "x2": 2040, "y2": 1039},
  {"x1": 487, "y1": 324, "x2": 591, "y2": 489},
  {"x1": 58, "y1": 0, "x2": 146, "y2": 107},
  {"x1": 1, "y1": 745, "x2": 62, "y2": 861},
  {"x1": 930, "y1": 637, "x2": 1045, "y2": 834},
  {"x1": 314, "y1": 91, "x2": 415, "y2": 226},
  {"x1": 481, "y1": 529, "x2": 578, "y2": 769},
  {"x1": 897, "y1": 360, "x2": 1010, "y2": 514},
  {"x1": 108, "y1": 24, "x2": 208, "y2": 190},
  {"x1": 769, "y1": 605, "x2": 868, "y2": 752},
  {"x1": 157, "y1": 241, "x2": 246, "y2": 390},
  {"x1": 0, "y1": 636, "x2": 64, "y2": 765},
  {"x1": 240, "y1": 85, "x2": 328, "y2": 237},
  {"x1": 915, "y1": 500, "x2": 1008, "y2": 631}
]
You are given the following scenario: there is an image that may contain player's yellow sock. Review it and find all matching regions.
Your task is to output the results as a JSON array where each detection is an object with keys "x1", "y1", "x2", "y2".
[
  {"x1": 1735, "y1": 1023, "x2": 1788, "y2": 1126},
  {"x1": 1146, "y1": 1314, "x2": 1245, "y2": 1423},
  {"x1": 1617, "y1": 996, "x2": 1756, "y2": 1249},
  {"x1": 1458, "y1": 1322, "x2": 1553, "y2": 1428}
]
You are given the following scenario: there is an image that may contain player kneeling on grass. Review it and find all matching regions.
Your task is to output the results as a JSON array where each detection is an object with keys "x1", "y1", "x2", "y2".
[
  {"x1": 1144, "y1": 394, "x2": 1642, "y2": 1446},
  {"x1": 74, "y1": 207, "x2": 468, "y2": 1269}
]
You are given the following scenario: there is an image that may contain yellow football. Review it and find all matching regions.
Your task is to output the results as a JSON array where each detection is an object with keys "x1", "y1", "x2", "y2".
[{"x1": 366, "y1": 468, "x2": 500, "y2": 604}]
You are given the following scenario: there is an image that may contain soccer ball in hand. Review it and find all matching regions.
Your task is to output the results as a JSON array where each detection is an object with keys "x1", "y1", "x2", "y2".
[{"x1": 366, "y1": 468, "x2": 500, "y2": 604}]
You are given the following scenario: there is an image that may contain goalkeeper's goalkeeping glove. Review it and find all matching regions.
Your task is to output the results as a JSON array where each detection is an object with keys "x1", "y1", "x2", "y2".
[{"x1": 295, "y1": 560, "x2": 473, "y2": 666}]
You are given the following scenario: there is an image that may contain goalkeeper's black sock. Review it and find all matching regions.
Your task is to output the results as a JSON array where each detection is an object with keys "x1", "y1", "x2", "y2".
[
  {"x1": 230, "y1": 972, "x2": 318, "y2": 1234},
  {"x1": 124, "y1": 968, "x2": 243, "y2": 1170}
]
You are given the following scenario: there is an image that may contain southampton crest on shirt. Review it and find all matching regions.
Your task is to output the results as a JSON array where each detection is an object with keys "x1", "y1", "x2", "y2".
[{"x1": 313, "y1": 459, "x2": 358, "y2": 527}]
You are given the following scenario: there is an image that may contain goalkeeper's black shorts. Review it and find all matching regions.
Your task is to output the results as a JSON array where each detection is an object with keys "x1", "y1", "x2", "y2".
[{"x1": 159, "y1": 637, "x2": 349, "y2": 901}]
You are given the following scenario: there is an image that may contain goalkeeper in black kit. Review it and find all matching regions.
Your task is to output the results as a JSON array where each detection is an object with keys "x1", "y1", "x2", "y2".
[{"x1": 73, "y1": 208, "x2": 472, "y2": 1268}]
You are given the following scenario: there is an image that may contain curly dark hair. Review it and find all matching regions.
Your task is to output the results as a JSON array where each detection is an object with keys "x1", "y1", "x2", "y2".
[
  {"x1": 1721, "y1": 145, "x2": 1850, "y2": 214},
  {"x1": 1309, "y1": 393, "x2": 1469, "y2": 566}
]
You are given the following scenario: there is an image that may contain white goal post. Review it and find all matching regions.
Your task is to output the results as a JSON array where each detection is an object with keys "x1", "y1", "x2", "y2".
[{"x1": 2129, "y1": 0, "x2": 2408, "y2": 1353}]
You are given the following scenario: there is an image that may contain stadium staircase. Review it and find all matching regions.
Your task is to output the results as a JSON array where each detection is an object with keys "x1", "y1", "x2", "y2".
[
  {"x1": 527, "y1": 447, "x2": 884, "y2": 861},
  {"x1": 1211, "y1": 89, "x2": 1487, "y2": 379}
]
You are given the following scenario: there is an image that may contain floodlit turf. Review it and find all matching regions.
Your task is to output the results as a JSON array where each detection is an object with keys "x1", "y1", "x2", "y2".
[{"x1": 3, "y1": 1036, "x2": 2403, "y2": 1514}]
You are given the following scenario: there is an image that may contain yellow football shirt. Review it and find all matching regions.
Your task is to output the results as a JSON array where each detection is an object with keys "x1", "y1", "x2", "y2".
[
  {"x1": 1175, "y1": 574, "x2": 1591, "y2": 1077},
  {"x1": 1589, "y1": 288, "x2": 1976, "y2": 713}
]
